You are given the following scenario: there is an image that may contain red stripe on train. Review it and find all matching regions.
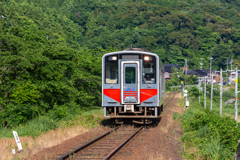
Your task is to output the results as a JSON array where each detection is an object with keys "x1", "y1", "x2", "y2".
[{"x1": 103, "y1": 89, "x2": 157, "y2": 103}]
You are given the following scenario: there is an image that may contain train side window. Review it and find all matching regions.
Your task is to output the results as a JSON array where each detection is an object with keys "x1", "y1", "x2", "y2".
[
  {"x1": 143, "y1": 56, "x2": 156, "y2": 84},
  {"x1": 105, "y1": 57, "x2": 118, "y2": 84},
  {"x1": 125, "y1": 67, "x2": 135, "y2": 84}
]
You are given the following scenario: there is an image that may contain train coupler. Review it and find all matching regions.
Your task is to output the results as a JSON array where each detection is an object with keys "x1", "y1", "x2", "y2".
[{"x1": 124, "y1": 105, "x2": 134, "y2": 112}]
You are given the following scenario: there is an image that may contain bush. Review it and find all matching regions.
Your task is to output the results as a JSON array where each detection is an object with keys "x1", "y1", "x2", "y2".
[
  {"x1": 0, "y1": 116, "x2": 59, "y2": 138},
  {"x1": 180, "y1": 88, "x2": 240, "y2": 159},
  {"x1": 188, "y1": 86, "x2": 200, "y2": 99}
]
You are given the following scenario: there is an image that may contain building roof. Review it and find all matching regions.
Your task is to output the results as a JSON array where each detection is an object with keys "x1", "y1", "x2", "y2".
[
  {"x1": 164, "y1": 64, "x2": 180, "y2": 73},
  {"x1": 184, "y1": 69, "x2": 209, "y2": 77},
  {"x1": 184, "y1": 70, "x2": 197, "y2": 75},
  {"x1": 194, "y1": 69, "x2": 208, "y2": 77},
  {"x1": 201, "y1": 69, "x2": 216, "y2": 74}
]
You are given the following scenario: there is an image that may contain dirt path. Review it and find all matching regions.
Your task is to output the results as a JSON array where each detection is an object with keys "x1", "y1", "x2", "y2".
[
  {"x1": 112, "y1": 91, "x2": 185, "y2": 160},
  {"x1": 25, "y1": 91, "x2": 184, "y2": 160}
]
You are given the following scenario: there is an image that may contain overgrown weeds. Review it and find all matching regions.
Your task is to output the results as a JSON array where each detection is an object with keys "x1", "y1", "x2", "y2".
[
  {"x1": 0, "y1": 109, "x2": 103, "y2": 139},
  {"x1": 173, "y1": 112, "x2": 180, "y2": 120},
  {"x1": 180, "y1": 86, "x2": 240, "y2": 159}
]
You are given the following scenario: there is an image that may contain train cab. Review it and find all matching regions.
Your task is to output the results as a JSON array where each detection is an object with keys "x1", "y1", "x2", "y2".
[{"x1": 102, "y1": 48, "x2": 165, "y2": 120}]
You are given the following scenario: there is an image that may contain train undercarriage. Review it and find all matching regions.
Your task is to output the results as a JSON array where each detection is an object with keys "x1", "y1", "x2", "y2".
[{"x1": 104, "y1": 105, "x2": 163, "y2": 119}]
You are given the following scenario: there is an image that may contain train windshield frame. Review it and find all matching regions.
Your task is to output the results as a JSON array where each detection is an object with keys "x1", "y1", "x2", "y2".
[
  {"x1": 142, "y1": 55, "x2": 156, "y2": 84},
  {"x1": 105, "y1": 55, "x2": 118, "y2": 84}
]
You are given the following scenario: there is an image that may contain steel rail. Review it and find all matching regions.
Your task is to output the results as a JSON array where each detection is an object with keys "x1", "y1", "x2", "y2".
[
  {"x1": 103, "y1": 126, "x2": 143, "y2": 160},
  {"x1": 56, "y1": 126, "x2": 119, "y2": 160}
]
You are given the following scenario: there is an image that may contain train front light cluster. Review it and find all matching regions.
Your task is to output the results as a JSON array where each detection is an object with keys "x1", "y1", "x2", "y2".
[
  {"x1": 108, "y1": 56, "x2": 117, "y2": 61},
  {"x1": 144, "y1": 56, "x2": 152, "y2": 61},
  {"x1": 144, "y1": 56, "x2": 149, "y2": 61}
]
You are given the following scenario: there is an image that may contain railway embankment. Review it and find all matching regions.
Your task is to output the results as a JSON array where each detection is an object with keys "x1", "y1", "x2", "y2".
[
  {"x1": 0, "y1": 109, "x2": 105, "y2": 160},
  {"x1": 180, "y1": 86, "x2": 240, "y2": 159}
]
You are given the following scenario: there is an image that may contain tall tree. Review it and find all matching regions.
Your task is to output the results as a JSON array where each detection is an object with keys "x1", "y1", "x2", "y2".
[{"x1": 212, "y1": 43, "x2": 233, "y2": 69}]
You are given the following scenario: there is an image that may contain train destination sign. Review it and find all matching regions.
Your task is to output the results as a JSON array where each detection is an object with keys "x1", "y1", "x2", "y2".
[{"x1": 122, "y1": 55, "x2": 139, "y2": 59}]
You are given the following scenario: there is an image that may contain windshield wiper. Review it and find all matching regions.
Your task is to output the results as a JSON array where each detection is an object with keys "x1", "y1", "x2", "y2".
[
  {"x1": 111, "y1": 78, "x2": 117, "y2": 88},
  {"x1": 144, "y1": 78, "x2": 151, "y2": 88}
]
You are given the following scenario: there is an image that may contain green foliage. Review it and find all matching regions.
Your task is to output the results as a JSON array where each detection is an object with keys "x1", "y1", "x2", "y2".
[
  {"x1": 188, "y1": 86, "x2": 200, "y2": 99},
  {"x1": 173, "y1": 112, "x2": 180, "y2": 120},
  {"x1": 4, "y1": 0, "x2": 239, "y2": 70},
  {"x1": 10, "y1": 82, "x2": 41, "y2": 104},
  {"x1": 0, "y1": 12, "x2": 117, "y2": 128},
  {"x1": 165, "y1": 67, "x2": 198, "y2": 90},
  {"x1": 0, "y1": 109, "x2": 103, "y2": 139},
  {"x1": 181, "y1": 107, "x2": 239, "y2": 159},
  {"x1": 1, "y1": 0, "x2": 240, "y2": 135},
  {"x1": 0, "y1": 116, "x2": 59, "y2": 139},
  {"x1": 180, "y1": 86, "x2": 240, "y2": 159},
  {"x1": 166, "y1": 68, "x2": 181, "y2": 89},
  {"x1": 212, "y1": 43, "x2": 233, "y2": 69}
]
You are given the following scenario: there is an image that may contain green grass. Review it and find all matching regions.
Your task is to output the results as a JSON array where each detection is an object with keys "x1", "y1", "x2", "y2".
[
  {"x1": 0, "y1": 116, "x2": 59, "y2": 139},
  {"x1": 197, "y1": 88, "x2": 240, "y2": 117},
  {"x1": 173, "y1": 112, "x2": 180, "y2": 120},
  {"x1": 0, "y1": 109, "x2": 104, "y2": 139},
  {"x1": 179, "y1": 88, "x2": 240, "y2": 160}
]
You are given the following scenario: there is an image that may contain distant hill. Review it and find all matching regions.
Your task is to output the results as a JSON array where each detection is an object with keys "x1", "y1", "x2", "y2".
[{"x1": 2, "y1": 0, "x2": 240, "y2": 69}]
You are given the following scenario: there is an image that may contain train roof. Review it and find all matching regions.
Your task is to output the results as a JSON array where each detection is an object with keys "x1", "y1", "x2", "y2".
[
  {"x1": 102, "y1": 48, "x2": 164, "y2": 71},
  {"x1": 102, "y1": 50, "x2": 158, "y2": 59},
  {"x1": 122, "y1": 48, "x2": 150, "y2": 52}
]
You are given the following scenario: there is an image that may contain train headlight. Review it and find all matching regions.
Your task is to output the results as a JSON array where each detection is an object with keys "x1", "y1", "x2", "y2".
[
  {"x1": 144, "y1": 56, "x2": 149, "y2": 61},
  {"x1": 108, "y1": 56, "x2": 117, "y2": 61}
]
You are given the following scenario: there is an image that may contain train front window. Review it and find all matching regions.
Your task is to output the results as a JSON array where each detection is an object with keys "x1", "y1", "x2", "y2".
[
  {"x1": 143, "y1": 56, "x2": 156, "y2": 84},
  {"x1": 125, "y1": 67, "x2": 136, "y2": 84},
  {"x1": 105, "y1": 56, "x2": 118, "y2": 84}
]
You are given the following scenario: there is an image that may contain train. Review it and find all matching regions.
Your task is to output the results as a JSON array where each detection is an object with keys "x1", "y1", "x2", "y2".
[{"x1": 102, "y1": 47, "x2": 165, "y2": 123}]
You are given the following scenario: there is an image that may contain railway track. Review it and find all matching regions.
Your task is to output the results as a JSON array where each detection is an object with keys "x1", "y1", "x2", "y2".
[{"x1": 56, "y1": 126, "x2": 143, "y2": 160}]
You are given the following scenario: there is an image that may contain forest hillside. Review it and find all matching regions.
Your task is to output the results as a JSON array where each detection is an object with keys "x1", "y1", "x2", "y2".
[{"x1": 1, "y1": 0, "x2": 240, "y2": 128}]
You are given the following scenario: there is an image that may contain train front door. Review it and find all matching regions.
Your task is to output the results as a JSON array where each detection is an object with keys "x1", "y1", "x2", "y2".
[{"x1": 121, "y1": 61, "x2": 140, "y2": 107}]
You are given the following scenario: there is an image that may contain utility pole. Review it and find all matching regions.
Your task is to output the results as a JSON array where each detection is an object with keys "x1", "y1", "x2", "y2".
[
  {"x1": 211, "y1": 72, "x2": 213, "y2": 111},
  {"x1": 200, "y1": 58, "x2": 203, "y2": 70},
  {"x1": 199, "y1": 58, "x2": 203, "y2": 103},
  {"x1": 186, "y1": 58, "x2": 188, "y2": 76},
  {"x1": 226, "y1": 59, "x2": 229, "y2": 84},
  {"x1": 181, "y1": 81, "x2": 184, "y2": 97},
  {"x1": 210, "y1": 57, "x2": 213, "y2": 111},
  {"x1": 183, "y1": 61, "x2": 185, "y2": 73},
  {"x1": 230, "y1": 58, "x2": 233, "y2": 84},
  {"x1": 226, "y1": 59, "x2": 229, "y2": 71},
  {"x1": 204, "y1": 76, "x2": 206, "y2": 109},
  {"x1": 185, "y1": 58, "x2": 190, "y2": 84},
  {"x1": 199, "y1": 76, "x2": 201, "y2": 103},
  {"x1": 220, "y1": 68, "x2": 223, "y2": 116},
  {"x1": 235, "y1": 66, "x2": 238, "y2": 123}
]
